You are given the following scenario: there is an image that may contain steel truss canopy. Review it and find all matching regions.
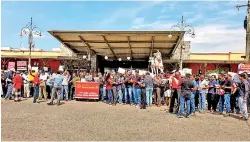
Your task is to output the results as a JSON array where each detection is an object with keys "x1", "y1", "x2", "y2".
[{"x1": 48, "y1": 30, "x2": 185, "y2": 60}]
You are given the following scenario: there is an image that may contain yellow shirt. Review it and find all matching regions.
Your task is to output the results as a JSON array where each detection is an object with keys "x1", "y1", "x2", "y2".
[{"x1": 28, "y1": 72, "x2": 37, "y2": 81}]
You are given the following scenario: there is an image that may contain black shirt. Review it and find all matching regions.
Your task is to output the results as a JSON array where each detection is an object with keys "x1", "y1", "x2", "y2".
[{"x1": 223, "y1": 80, "x2": 233, "y2": 93}]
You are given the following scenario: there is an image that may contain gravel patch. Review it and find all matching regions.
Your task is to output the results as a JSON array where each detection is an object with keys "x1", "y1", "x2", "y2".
[{"x1": 2, "y1": 98, "x2": 250, "y2": 141}]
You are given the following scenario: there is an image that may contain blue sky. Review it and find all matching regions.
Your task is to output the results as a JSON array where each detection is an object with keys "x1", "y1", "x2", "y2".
[{"x1": 1, "y1": 1, "x2": 247, "y2": 53}]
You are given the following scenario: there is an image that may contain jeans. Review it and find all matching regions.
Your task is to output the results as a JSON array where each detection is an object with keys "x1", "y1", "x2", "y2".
[
  {"x1": 125, "y1": 87, "x2": 133, "y2": 104},
  {"x1": 5, "y1": 83, "x2": 13, "y2": 99},
  {"x1": 199, "y1": 92, "x2": 206, "y2": 112},
  {"x1": 146, "y1": 87, "x2": 153, "y2": 106},
  {"x1": 117, "y1": 89, "x2": 123, "y2": 103},
  {"x1": 219, "y1": 93, "x2": 231, "y2": 114},
  {"x1": 61, "y1": 85, "x2": 68, "y2": 100},
  {"x1": 106, "y1": 89, "x2": 112, "y2": 104},
  {"x1": 241, "y1": 96, "x2": 249, "y2": 119},
  {"x1": 190, "y1": 92, "x2": 196, "y2": 113},
  {"x1": 133, "y1": 87, "x2": 136, "y2": 104},
  {"x1": 49, "y1": 86, "x2": 61, "y2": 105},
  {"x1": 33, "y1": 85, "x2": 39, "y2": 103},
  {"x1": 70, "y1": 87, "x2": 75, "y2": 100},
  {"x1": 99, "y1": 87, "x2": 104, "y2": 101},
  {"x1": 112, "y1": 86, "x2": 117, "y2": 104},
  {"x1": 236, "y1": 96, "x2": 243, "y2": 113},
  {"x1": 179, "y1": 95, "x2": 191, "y2": 116},
  {"x1": 134, "y1": 88, "x2": 141, "y2": 105}
]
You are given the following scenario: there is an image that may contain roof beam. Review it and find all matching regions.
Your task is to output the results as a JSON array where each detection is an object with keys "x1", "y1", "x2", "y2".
[
  {"x1": 170, "y1": 34, "x2": 183, "y2": 56},
  {"x1": 78, "y1": 35, "x2": 96, "y2": 54},
  {"x1": 127, "y1": 36, "x2": 133, "y2": 60},
  {"x1": 101, "y1": 35, "x2": 116, "y2": 59},
  {"x1": 62, "y1": 40, "x2": 177, "y2": 44},
  {"x1": 150, "y1": 36, "x2": 154, "y2": 57},
  {"x1": 73, "y1": 46, "x2": 174, "y2": 50}
]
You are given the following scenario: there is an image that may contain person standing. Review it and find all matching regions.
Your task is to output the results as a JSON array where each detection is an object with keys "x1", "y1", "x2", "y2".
[
  {"x1": 198, "y1": 75, "x2": 208, "y2": 113},
  {"x1": 39, "y1": 71, "x2": 48, "y2": 100},
  {"x1": 144, "y1": 72, "x2": 154, "y2": 107},
  {"x1": 239, "y1": 73, "x2": 249, "y2": 120},
  {"x1": 28, "y1": 70, "x2": 37, "y2": 97},
  {"x1": 154, "y1": 75, "x2": 162, "y2": 107},
  {"x1": 133, "y1": 70, "x2": 142, "y2": 107},
  {"x1": 117, "y1": 73, "x2": 124, "y2": 104},
  {"x1": 61, "y1": 71, "x2": 70, "y2": 101},
  {"x1": 13, "y1": 71, "x2": 23, "y2": 102},
  {"x1": 124, "y1": 72, "x2": 133, "y2": 105},
  {"x1": 48, "y1": 71, "x2": 63, "y2": 106},
  {"x1": 21, "y1": 71, "x2": 30, "y2": 98},
  {"x1": 112, "y1": 74, "x2": 118, "y2": 105},
  {"x1": 33, "y1": 72, "x2": 40, "y2": 104},
  {"x1": 190, "y1": 75, "x2": 197, "y2": 115},
  {"x1": 178, "y1": 73, "x2": 194, "y2": 118},
  {"x1": 105, "y1": 73, "x2": 113, "y2": 105},
  {"x1": 4, "y1": 69, "x2": 14, "y2": 100},
  {"x1": 169, "y1": 71, "x2": 182, "y2": 113},
  {"x1": 219, "y1": 74, "x2": 233, "y2": 116},
  {"x1": 70, "y1": 73, "x2": 80, "y2": 100},
  {"x1": 207, "y1": 75, "x2": 217, "y2": 112},
  {"x1": 138, "y1": 75, "x2": 146, "y2": 109}
]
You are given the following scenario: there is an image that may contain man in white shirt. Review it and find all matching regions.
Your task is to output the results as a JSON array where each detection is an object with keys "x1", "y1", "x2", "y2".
[
  {"x1": 61, "y1": 71, "x2": 70, "y2": 101},
  {"x1": 21, "y1": 72, "x2": 30, "y2": 98},
  {"x1": 39, "y1": 71, "x2": 48, "y2": 100},
  {"x1": 198, "y1": 75, "x2": 208, "y2": 113}
]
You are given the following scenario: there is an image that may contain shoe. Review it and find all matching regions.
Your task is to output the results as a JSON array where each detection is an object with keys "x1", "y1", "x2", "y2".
[
  {"x1": 191, "y1": 113, "x2": 196, "y2": 116},
  {"x1": 242, "y1": 118, "x2": 249, "y2": 121},
  {"x1": 224, "y1": 113, "x2": 230, "y2": 117},
  {"x1": 178, "y1": 115, "x2": 184, "y2": 118},
  {"x1": 186, "y1": 115, "x2": 190, "y2": 118}
]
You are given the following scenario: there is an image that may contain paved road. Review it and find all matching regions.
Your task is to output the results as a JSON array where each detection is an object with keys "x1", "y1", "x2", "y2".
[{"x1": 2, "y1": 98, "x2": 250, "y2": 141}]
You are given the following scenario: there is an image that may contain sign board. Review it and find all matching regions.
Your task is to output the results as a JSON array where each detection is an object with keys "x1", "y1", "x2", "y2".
[
  {"x1": 17, "y1": 61, "x2": 27, "y2": 71},
  {"x1": 31, "y1": 67, "x2": 38, "y2": 72},
  {"x1": 17, "y1": 61, "x2": 27, "y2": 67},
  {"x1": 118, "y1": 67, "x2": 126, "y2": 74},
  {"x1": 58, "y1": 65, "x2": 64, "y2": 71},
  {"x1": 238, "y1": 63, "x2": 250, "y2": 74},
  {"x1": 7, "y1": 62, "x2": 15, "y2": 70},
  {"x1": 75, "y1": 82, "x2": 100, "y2": 99}
]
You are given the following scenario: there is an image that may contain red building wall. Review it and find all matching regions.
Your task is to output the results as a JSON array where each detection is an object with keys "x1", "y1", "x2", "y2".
[{"x1": 187, "y1": 63, "x2": 239, "y2": 75}]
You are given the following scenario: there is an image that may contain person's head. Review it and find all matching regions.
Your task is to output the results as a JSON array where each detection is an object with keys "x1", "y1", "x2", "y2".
[
  {"x1": 225, "y1": 74, "x2": 232, "y2": 80},
  {"x1": 146, "y1": 72, "x2": 150, "y2": 76},
  {"x1": 195, "y1": 74, "x2": 200, "y2": 80},
  {"x1": 16, "y1": 71, "x2": 20, "y2": 75},
  {"x1": 175, "y1": 71, "x2": 180, "y2": 78},
  {"x1": 105, "y1": 73, "x2": 111, "y2": 81},
  {"x1": 218, "y1": 73, "x2": 224, "y2": 80},
  {"x1": 57, "y1": 71, "x2": 61, "y2": 75},
  {"x1": 240, "y1": 73, "x2": 246, "y2": 80},
  {"x1": 185, "y1": 73, "x2": 191, "y2": 79},
  {"x1": 211, "y1": 75, "x2": 216, "y2": 81},
  {"x1": 244, "y1": 72, "x2": 249, "y2": 79},
  {"x1": 200, "y1": 74, "x2": 205, "y2": 80},
  {"x1": 73, "y1": 73, "x2": 76, "y2": 77},
  {"x1": 135, "y1": 70, "x2": 139, "y2": 76}
]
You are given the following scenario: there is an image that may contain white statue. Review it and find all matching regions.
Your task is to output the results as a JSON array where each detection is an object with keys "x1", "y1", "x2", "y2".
[
  {"x1": 149, "y1": 57, "x2": 156, "y2": 74},
  {"x1": 153, "y1": 50, "x2": 164, "y2": 74}
]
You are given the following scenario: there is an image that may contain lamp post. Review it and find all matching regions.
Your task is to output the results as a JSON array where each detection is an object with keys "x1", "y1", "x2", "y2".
[
  {"x1": 236, "y1": 0, "x2": 250, "y2": 62},
  {"x1": 20, "y1": 17, "x2": 42, "y2": 70},
  {"x1": 168, "y1": 15, "x2": 195, "y2": 70}
]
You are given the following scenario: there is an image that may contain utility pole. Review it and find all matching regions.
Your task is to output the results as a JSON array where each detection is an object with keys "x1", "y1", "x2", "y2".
[{"x1": 237, "y1": 0, "x2": 250, "y2": 62}]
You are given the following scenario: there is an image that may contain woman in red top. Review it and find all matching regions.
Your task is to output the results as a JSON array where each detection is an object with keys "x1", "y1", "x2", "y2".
[
  {"x1": 13, "y1": 71, "x2": 23, "y2": 102},
  {"x1": 105, "y1": 73, "x2": 113, "y2": 105}
]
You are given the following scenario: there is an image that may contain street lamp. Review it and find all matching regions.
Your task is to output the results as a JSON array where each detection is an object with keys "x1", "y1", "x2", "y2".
[
  {"x1": 20, "y1": 17, "x2": 42, "y2": 70},
  {"x1": 168, "y1": 15, "x2": 195, "y2": 70}
]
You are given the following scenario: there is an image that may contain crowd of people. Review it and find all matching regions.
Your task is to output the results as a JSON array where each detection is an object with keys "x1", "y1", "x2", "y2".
[{"x1": 1, "y1": 68, "x2": 249, "y2": 120}]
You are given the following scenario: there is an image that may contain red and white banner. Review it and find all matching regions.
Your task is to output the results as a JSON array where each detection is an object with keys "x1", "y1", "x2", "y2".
[
  {"x1": 75, "y1": 82, "x2": 100, "y2": 99},
  {"x1": 17, "y1": 61, "x2": 27, "y2": 67},
  {"x1": 7, "y1": 62, "x2": 15, "y2": 70},
  {"x1": 238, "y1": 63, "x2": 250, "y2": 74}
]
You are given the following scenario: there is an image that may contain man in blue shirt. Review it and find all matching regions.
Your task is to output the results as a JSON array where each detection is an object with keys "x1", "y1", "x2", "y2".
[
  {"x1": 207, "y1": 75, "x2": 217, "y2": 112},
  {"x1": 4, "y1": 69, "x2": 14, "y2": 100},
  {"x1": 191, "y1": 75, "x2": 197, "y2": 115},
  {"x1": 47, "y1": 71, "x2": 63, "y2": 106}
]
